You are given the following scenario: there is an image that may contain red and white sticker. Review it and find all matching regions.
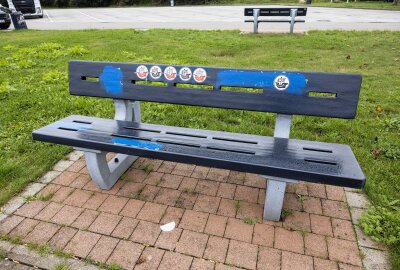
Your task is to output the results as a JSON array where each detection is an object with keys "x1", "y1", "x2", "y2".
[
  {"x1": 193, "y1": 68, "x2": 207, "y2": 83},
  {"x1": 136, "y1": 65, "x2": 148, "y2": 79},
  {"x1": 164, "y1": 66, "x2": 177, "y2": 81},
  {"x1": 150, "y1": 66, "x2": 163, "y2": 80},
  {"x1": 179, "y1": 67, "x2": 192, "y2": 81}
]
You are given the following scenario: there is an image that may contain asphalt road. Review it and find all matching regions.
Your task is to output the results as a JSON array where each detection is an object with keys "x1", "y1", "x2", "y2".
[{"x1": 17, "y1": 5, "x2": 400, "y2": 32}]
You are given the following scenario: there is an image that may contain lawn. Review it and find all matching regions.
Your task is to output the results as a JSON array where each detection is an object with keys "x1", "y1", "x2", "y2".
[{"x1": 0, "y1": 29, "x2": 399, "y2": 267}]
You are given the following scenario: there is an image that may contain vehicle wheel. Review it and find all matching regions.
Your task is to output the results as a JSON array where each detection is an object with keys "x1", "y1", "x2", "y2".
[{"x1": 0, "y1": 22, "x2": 11, "y2": 30}]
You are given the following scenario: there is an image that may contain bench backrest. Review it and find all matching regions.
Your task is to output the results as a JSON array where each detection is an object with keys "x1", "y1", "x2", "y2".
[
  {"x1": 244, "y1": 8, "x2": 307, "y2": 17},
  {"x1": 69, "y1": 60, "x2": 362, "y2": 119}
]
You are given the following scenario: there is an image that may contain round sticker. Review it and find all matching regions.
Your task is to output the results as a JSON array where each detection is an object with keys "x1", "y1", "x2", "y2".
[
  {"x1": 274, "y1": 75, "x2": 290, "y2": 91},
  {"x1": 164, "y1": 66, "x2": 177, "y2": 81},
  {"x1": 150, "y1": 66, "x2": 163, "y2": 80},
  {"x1": 179, "y1": 67, "x2": 192, "y2": 81},
  {"x1": 193, "y1": 68, "x2": 207, "y2": 83},
  {"x1": 136, "y1": 65, "x2": 148, "y2": 80}
]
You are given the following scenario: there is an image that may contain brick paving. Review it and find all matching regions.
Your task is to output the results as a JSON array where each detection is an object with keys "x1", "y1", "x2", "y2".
[{"x1": 0, "y1": 153, "x2": 386, "y2": 270}]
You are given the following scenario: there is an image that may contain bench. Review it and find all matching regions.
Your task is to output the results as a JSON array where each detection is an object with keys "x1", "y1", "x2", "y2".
[
  {"x1": 32, "y1": 61, "x2": 365, "y2": 221},
  {"x1": 244, "y1": 7, "x2": 307, "y2": 34}
]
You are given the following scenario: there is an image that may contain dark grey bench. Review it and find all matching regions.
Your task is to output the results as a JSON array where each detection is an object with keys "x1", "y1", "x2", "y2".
[
  {"x1": 244, "y1": 7, "x2": 307, "y2": 33},
  {"x1": 33, "y1": 61, "x2": 365, "y2": 221}
]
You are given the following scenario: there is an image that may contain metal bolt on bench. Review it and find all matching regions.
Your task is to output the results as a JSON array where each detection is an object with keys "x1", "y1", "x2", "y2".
[
  {"x1": 33, "y1": 61, "x2": 365, "y2": 221},
  {"x1": 245, "y1": 7, "x2": 307, "y2": 34}
]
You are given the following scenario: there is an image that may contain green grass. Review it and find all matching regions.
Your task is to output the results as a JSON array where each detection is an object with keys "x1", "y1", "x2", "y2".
[{"x1": 0, "y1": 29, "x2": 399, "y2": 267}]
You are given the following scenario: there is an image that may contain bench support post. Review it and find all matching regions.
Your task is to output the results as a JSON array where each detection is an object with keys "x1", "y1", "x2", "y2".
[
  {"x1": 81, "y1": 100, "x2": 141, "y2": 190},
  {"x1": 289, "y1": 9, "x2": 298, "y2": 34},
  {"x1": 262, "y1": 114, "x2": 294, "y2": 220},
  {"x1": 253, "y1": 8, "x2": 260, "y2": 34}
]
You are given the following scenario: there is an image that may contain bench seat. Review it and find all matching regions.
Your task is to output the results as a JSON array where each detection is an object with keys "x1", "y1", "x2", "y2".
[{"x1": 33, "y1": 115, "x2": 365, "y2": 189}]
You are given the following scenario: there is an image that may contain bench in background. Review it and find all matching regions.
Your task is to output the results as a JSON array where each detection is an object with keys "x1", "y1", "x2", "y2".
[
  {"x1": 33, "y1": 61, "x2": 365, "y2": 221},
  {"x1": 244, "y1": 7, "x2": 307, "y2": 34}
]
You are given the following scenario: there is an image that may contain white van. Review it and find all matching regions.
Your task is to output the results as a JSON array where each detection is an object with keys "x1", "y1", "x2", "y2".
[{"x1": 7, "y1": 0, "x2": 43, "y2": 18}]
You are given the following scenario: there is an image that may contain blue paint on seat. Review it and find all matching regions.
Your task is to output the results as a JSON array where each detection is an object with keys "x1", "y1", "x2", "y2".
[
  {"x1": 49, "y1": 122, "x2": 91, "y2": 131},
  {"x1": 217, "y1": 70, "x2": 307, "y2": 95},
  {"x1": 100, "y1": 66, "x2": 123, "y2": 94},
  {"x1": 112, "y1": 138, "x2": 163, "y2": 151}
]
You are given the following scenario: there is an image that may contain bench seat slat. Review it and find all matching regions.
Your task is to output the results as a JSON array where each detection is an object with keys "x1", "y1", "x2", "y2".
[{"x1": 33, "y1": 115, "x2": 365, "y2": 188}]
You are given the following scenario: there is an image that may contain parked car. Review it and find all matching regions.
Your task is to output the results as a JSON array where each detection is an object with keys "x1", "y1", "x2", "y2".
[
  {"x1": 0, "y1": 9, "x2": 11, "y2": 29},
  {"x1": 7, "y1": 0, "x2": 42, "y2": 18}
]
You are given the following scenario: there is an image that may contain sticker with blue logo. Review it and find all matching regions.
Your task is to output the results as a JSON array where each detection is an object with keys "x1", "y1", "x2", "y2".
[
  {"x1": 112, "y1": 138, "x2": 163, "y2": 151},
  {"x1": 100, "y1": 66, "x2": 123, "y2": 95}
]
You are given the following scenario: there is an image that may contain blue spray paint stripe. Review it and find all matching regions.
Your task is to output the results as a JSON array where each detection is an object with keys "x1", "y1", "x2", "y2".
[
  {"x1": 100, "y1": 66, "x2": 123, "y2": 95},
  {"x1": 112, "y1": 138, "x2": 163, "y2": 151},
  {"x1": 217, "y1": 70, "x2": 307, "y2": 95},
  {"x1": 49, "y1": 122, "x2": 91, "y2": 131}
]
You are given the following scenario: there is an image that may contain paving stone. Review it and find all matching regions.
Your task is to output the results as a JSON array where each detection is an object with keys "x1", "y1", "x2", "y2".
[
  {"x1": 178, "y1": 177, "x2": 198, "y2": 191},
  {"x1": 158, "y1": 251, "x2": 193, "y2": 270},
  {"x1": 294, "y1": 182, "x2": 308, "y2": 196},
  {"x1": 191, "y1": 166, "x2": 210, "y2": 179},
  {"x1": 139, "y1": 185, "x2": 160, "y2": 202},
  {"x1": 9, "y1": 218, "x2": 39, "y2": 239},
  {"x1": 107, "y1": 240, "x2": 144, "y2": 270},
  {"x1": 53, "y1": 171, "x2": 79, "y2": 186},
  {"x1": 66, "y1": 159, "x2": 86, "y2": 172},
  {"x1": 37, "y1": 183, "x2": 61, "y2": 197},
  {"x1": 98, "y1": 195, "x2": 128, "y2": 215},
  {"x1": 83, "y1": 192, "x2": 108, "y2": 210},
  {"x1": 217, "y1": 199, "x2": 237, "y2": 218},
  {"x1": 89, "y1": 212, "x2": 122, "y2": 235},
  {"x1": 178, "y1": 192, "x2": 198, "y2": 209},
  {"x1": 191, "y1": 258, "x2": 215, "y2": 270},
  {"x1": 160, "y1": 206, "x2": 184, "y2": 226},
  {"x1": 322, "y1": 200, "x2": 351, "y2": 220},
  {"x1": 0, "y1": 215, "x2": 24, "y2": 235},
  {"x1": 258, "y1": 189, "x2": 266, "y2": 205},
  {"x1": 0, "y1": 213, "x2": 7, "y2": 223},
  {"x1": 360, "y1": 247, "x2": 390, "y2": 270},
  {"x1": 171, "y1": 163, "x2": 195, "y2": 177},
  {"x1": 226, "y1": 240, "x2": 258, "y2": 270},
  {"x1": 253, "y1": 223, "x2": 274, "y2": 247},
  {"x1": 217, "y1": 183, "x2": 236, "y2": 199},
  {"x1": 274, "y1": 227, "x2": 304, "y2": 254},
  {"x1": 63, "y1": 189, "x2": 93, "y2": 207},
  {"x1": 157, "y1": 161, "x2": 177, "y2": 174},
  {"x1": 118, "y1": 182, "x2": 146, "y2": 197},
  {"x1": 88, "y1": 235, "x2": 119, "y2": 263},
  {"x1": 203, "y1": 235, "x2": 229, "y2": 262},
  {"x1": 20, "y1": 183, "x2": 45, "y2": 198},
  {"x1": 228, "y1": 171, "x2": 246, "y2": 185},
  {"x1": 215, "y1": 264, "x2": 242, "y2": 270},
  {"x1": 302, "y1": 196, "x2": 322, "y2": 215},
  {"x1": 112, "y1": 217, "x2": 139, "y2": 239},
  {"x1": 176, "y1": 230, "x2": 208, "y2": 257},
  {"x1": 345, "y1": 192, "x2": 369, "y2": 209},
  {"x1": 179, "y1": 209, "x2": 208, "y2": 232},
  {"x1": 25, "y1": 221, "x2": 60, "y2": 245},
  {"x1": 130, "y1": 220, "x2": 161, "y2": 245},
  {"x1": 193, "y1": 194, "x2": 221, "y2": 214},
  {"x1": 134, "y1": 246, "x2": 165, "y2": 270},
  {"x1": 307, "y1": 183, "x2": 327, "y2": 198},
  {"x1": 159, "y1": 174, "x2": 184, "y2": 189},
  {"x1": 245, "y1": 173, "x2": 266, "y2": 188},
  {"x1": 136, "y1": 202, "x2": 167, "y2": 223},
  {"x1": 67, "y1": 150, "x2": 84, "y2": 161},
  {"x1": 338, "y1": 263, "x2": 363, "y2": 270},
  {"x1": 65, "y1": 230, "x2": 101, "y2": 258},
  {"x1": 123, "y1": 168, "x2": 148, "y2": 183},
  {"x1": 120, "y1": 199, "x2": 145, "y2": 218},
  {"x1": 72, "y1": 209, "x2": 99, "y2": 229},
  {"x1": 332, "y1": 218, "x2": 356, "y2": 241},
  {"x1": 282, "y1": 193, "x2": 302, "y2": 211},
  {"x1": 207, "y1": 168, "x2": 230, "y2": 182},
  {"x1": 3, "y1": 197, "x2": 25, "y2": 215},
  {"x1": 8, "y1": 244, "x2": 46, "y2": 267},
  {"x1": 304, "y1": 233, "x2": 328, "y2": 258},
  {"x1": 38, "y1": 170, "x2": 61, "y2": 184},
  {"x1": 354, "y1": 225, "x2": 387, "y2": 250},
  {"x1": 51, "y1": 186, "x2": 75, "y2": 203},
  {"x1": 350, "y1": 207, "x2": 364, "y2": 225},
  {"x1": 49, "y1": 226, "x2": 78, "y2": 249},
  {"x1": 236, "y1": 201, "x2": 263, "y2": 219},
  {"x1": 310, "y1": 214, "x2": 333, "y2": 236},
  {"x1": 282, "y1": 210, "x2": 310, "y2": 232},
  {"x1": 326, "y1": 186, "x2": 346, "y2": 201},
  {"x1": 327, "y1": 237, "x2": 362, "y2": 266},
  {"x1": 195, "y1": 179, "x2": 219, "y2": 196},
  {"x1": 143, "y1": 172, "x2": 164, "y2": 186},
  {"x1": 155, "y1": 227, "x2": 182, "y2": 250},
  {"x1": 35, "y1": 202, "x2": 63, "y2": 221},
  {"x1": 53, "y1": 160, "x2": 74, "y2": 172},
  {"x1": 15, "y1": 200, "x2": 49, "y2": 218},
  {"x1": 204, "y1": 214, "x2": 227, "y2": 237},
  {"x1": 281, "y1": 251, "x2": 313, "y2": 270},
  {"x1": 314, "y1": 257, "x2": 339, "y2": 270},
  {"x1": 234, "y1": 185, "x2": 259, "y2": 203},
  {"x1": 154, "y1": 188, "x2": 181, "y2": 206},
  {"x1": 51, "y1": 205, "x2": 83, "y2": 225},
  {"x1": 224, "y1": 218, "x2": 253, "y2": 243},
  {"x1": 257, "y1": 247, "x2": 281, "y2": 270}
]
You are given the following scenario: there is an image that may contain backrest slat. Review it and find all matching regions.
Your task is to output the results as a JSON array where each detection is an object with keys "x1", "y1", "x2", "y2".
[
  {"x1": 69, "y1": 61, "x2": 362, "y2": 119},
  {"x1": 244, "y1": 8, "x2": 308, "y2": 17}
]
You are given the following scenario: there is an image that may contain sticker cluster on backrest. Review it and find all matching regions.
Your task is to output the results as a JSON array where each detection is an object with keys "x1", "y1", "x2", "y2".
[{"x1": 69, "y1": 60, "x2": 362, "y2": 119}]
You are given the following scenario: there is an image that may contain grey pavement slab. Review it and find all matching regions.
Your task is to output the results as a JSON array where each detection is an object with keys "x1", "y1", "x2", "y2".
[{"x1": 14, "y1": 5, "x2": 400, "y2": 32}]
